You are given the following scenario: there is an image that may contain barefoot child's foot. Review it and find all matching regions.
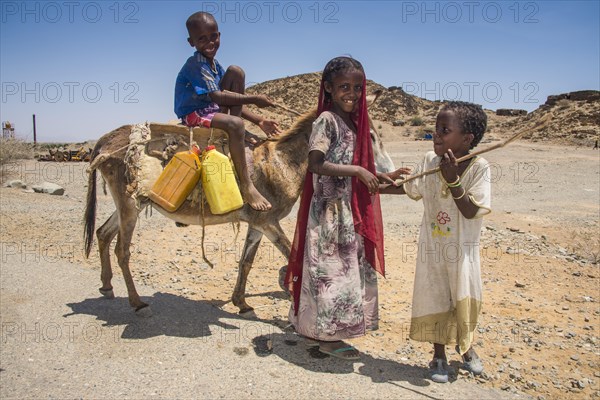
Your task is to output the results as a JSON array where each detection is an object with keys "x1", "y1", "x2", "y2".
[{"x1": 242, "y1": 185, "x2": 272, "y2": 211}]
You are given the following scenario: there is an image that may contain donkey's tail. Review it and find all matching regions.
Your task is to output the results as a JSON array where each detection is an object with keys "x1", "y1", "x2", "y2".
[{"x1": 83, "y1": 151, "x2": 99, "y2": 258}]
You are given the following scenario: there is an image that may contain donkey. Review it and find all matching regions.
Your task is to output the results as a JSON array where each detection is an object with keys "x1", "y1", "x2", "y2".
[{"x1": 84, "y1": 103, "x2": 395, "y2": 317}]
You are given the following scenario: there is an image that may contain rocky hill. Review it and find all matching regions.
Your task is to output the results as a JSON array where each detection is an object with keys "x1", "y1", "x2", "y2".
[
  {"x1": 246, "y1": 73, "x2": 599, "y2": 147},
  {"x1": 498, "y1": 91, "x2": 600, "y2": 147},
  {"x1": 245, "y1": 72, "x2": 443, "y2": 132}
]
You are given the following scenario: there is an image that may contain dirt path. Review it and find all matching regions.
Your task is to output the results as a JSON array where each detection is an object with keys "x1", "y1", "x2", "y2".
[{"x1": 1, "y1": 138, "x2": 598, "y2": 399}]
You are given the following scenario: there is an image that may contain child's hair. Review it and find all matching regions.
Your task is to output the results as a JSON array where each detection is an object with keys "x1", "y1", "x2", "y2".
[
  {"x1": 322, "y1": 57, "x2": 365, "y2": 102},
  {"x1": 440, "y1": 101, "x2": 487, "y2": 149},
  {"x1": 186, "y1": 12, "x2": 215, "y2": 33}
]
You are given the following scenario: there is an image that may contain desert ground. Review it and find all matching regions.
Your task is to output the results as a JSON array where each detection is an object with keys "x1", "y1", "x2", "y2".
[{"x1": 1, "y1": 118, "x2": 598, "y2": 399}]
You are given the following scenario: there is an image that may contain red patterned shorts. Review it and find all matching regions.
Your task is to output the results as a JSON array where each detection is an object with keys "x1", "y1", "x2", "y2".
[{"x1": 182, "y1": 103, "x2": 221, "y2": 128}]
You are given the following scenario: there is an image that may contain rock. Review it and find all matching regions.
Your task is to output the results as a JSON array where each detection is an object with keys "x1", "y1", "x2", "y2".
[
  {"x1": 571, "y1": 379, "x2": 586, "y2": 389},
  {"x1": 31, "y1": 182, "x2": 65, "y2": 195},
  {"x1": 509, "y1": 361, "x2": 521, "y2": 370},
  {"x1": 392, "y1": 120, "x2": 405, "y2": 126},
  {"x1": 496, "y1": 108, "x2": 527, "y2": 116},
  {"x1": 5, "y1": 179, "x2": 27, "y2": 189},
  {"x1": 571, "y1": 354, "x2": 580, "y2": 361},
  {"x1": 569, "y1": 90, "x2": 600, "y2": 102}
]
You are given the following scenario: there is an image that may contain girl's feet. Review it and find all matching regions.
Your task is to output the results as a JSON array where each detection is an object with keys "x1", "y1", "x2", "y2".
[
  {"x1": 430, "y1": 343, "x2": 449, "y2": 383},
  {"x1": 318, "y1": 340, "x2": 360, "y2": 360},
  {"x1": 459, "y1": 346, "x2": 484, "y2": 375},
  {"x1": 429, "y1": 358, "x2": 449, "y2": 383}
]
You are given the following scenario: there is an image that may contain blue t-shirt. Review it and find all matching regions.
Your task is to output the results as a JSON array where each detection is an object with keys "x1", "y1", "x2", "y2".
[{"x1": 174, "y1": 52, "x2": 225, "y2": 118}]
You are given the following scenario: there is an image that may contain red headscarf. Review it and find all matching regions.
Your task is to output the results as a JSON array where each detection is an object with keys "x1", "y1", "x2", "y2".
[{"x1": 285, "y1": 72, "x2": 386, "y2": 315}]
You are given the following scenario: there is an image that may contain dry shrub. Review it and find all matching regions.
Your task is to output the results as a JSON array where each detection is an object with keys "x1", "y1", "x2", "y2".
[
  {"x1": 569, "y1": 228, "x2": 600, "y2": 264},
  {"x1": 0, "y1": 137, "x2": 34, "y2": 166},
  {"x1": 556, "y1": 99, "x2": 571, "y2": 111}
]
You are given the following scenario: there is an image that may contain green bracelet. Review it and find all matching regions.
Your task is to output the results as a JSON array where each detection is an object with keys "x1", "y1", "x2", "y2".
[
  {"x1": 446, "y1": 177, "x2": 462, "y2": 188},
  {"x1": 445, "y1": 175, "x2": 460, "y2": 186}
]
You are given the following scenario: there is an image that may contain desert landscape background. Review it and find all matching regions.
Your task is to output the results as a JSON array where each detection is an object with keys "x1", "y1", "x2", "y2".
[{"x1": 1, "y1": 74, "x2": 599, "y2": 399}]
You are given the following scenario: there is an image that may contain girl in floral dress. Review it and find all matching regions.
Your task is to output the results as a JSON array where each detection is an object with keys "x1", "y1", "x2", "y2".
[
  {"x1": 381, "y1": 101, "x2": 491, "y2": 383},
  {"x1": 285, "y1": 57, "x2": 388, "y2": 360}
]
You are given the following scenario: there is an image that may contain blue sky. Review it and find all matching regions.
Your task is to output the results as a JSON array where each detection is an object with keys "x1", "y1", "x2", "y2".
[{"x1": 1, "y1": 0, "x2": 599, "y2": 142}]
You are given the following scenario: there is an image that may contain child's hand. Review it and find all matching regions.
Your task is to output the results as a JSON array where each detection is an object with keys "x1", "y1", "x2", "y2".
[
  {"x1": 357, "y1": 167, "x2": 379, "y2": 195},
  {"x1": 377, "y1": 167, "x2": 412, "y2": 186},
  {"x1": 439, "y1": 149, "x2": 459, "y2": 183},
  {"x1": 254, "y1": 95, "x2": 275, "y2": 108},
  {"x1": 258, "y1": 119, "x2": 281, "y2": 137}
]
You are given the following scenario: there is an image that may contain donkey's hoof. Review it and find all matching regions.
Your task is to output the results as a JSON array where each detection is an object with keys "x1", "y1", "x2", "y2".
[
  {"x1": 99, "y1": 288, "x2": 115, "y2": 299},
  {"x1": 278, "y1": 266, "x2": 289, "y2": 293},
  {"x1": 239, "y1": 308, "x2": 257, "y2": 319},
  {"x1": 135, "y1": 304, "x2": 153, "y2": 318}
]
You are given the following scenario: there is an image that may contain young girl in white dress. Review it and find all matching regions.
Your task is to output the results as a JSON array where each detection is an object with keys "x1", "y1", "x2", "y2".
[{"x1": 381, "y1": 101, "x2": 491, "y2": 383}]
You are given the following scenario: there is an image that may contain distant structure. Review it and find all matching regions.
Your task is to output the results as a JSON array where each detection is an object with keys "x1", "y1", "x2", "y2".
[{"x1": 2, "y1": 121, "x2": 15, "y2": 138}]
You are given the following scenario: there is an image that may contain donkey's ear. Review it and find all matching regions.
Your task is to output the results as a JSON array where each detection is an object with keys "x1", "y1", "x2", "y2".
[{"x1": 366, "y1": 89, "x2": 383, "y2": 108}]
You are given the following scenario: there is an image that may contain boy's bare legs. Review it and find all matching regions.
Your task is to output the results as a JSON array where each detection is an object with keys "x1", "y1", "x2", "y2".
[
  {"x1": 219, "y1": 65, "x2": 244, "y2": 116},
  {"x1": 218, "y1": 66, "x2": 259, "y2": 144},
  {"x1": 210, "y1": 113, "x2": 271, "y2": 211}
]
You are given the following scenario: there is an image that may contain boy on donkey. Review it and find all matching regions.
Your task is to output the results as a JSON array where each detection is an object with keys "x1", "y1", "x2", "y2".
[{"x1": 175, "y1": 11, "x2": 281, "y2": 211}]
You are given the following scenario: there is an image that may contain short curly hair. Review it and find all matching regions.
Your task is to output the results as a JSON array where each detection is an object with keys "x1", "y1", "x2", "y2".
[
  {"x1": 440, "y1": 101, "x2": 487, "y2": 149},
  {"x1": 186, "y1": 12, "x2": 216, "y2": 34}
]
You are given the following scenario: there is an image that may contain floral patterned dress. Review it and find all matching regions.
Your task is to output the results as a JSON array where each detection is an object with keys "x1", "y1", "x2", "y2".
[{"x1": 288, "y1": 111, "x2": 379, "y2": 341}]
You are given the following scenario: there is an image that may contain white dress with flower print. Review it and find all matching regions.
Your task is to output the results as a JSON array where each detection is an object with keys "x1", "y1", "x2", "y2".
[{"x1": 404, "y1": 151, "x2": 491, "y2": 354}]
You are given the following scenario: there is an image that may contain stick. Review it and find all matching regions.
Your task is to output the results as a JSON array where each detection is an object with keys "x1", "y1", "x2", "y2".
[
  {"x1": 272, "y1": 102, "x2": 302, "y2": 116},
  {"x1": 395, "y1": 129, "x2": 528, "y2": 185},
  {"x1": 222, "y1": 89, "x2": 303, "y2": 116}
]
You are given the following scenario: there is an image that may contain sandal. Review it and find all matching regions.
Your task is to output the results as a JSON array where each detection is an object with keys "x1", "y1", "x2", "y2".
[
  {"x1": 456, "y1": 346, "x2": 483, "y2": 375},
  {"x1": 462, "y1": 353, "x2": 484, "y2": 375},
  {"x1": 319, "y1": 342, "x2": 360, "y2": 361},
  {"x1": 303, "y1": 337, "x2": 319, "y2": 348},
  {"x1": 429, "y1": 358, "x2": 449, "y2": 383}
]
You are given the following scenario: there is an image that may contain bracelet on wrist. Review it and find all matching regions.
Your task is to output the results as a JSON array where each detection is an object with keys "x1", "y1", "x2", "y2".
[
  {"x1": 445, "y1": 175, "x2": 461, "y2": 188},
  {"x1": 447, "y1": 179, "x2": 462, "y2": 188},
  {"x1": 445, "y1": 175, "x2": 460, "y2": 186},
  {"x1": 452, "y1": 187, "x2": 466, "y2": 200}
]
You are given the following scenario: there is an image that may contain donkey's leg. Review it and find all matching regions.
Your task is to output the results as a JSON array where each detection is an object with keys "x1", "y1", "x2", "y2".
[
  {"x1": 96, "y1": 211, "x2": 119, "y2": 298},
  {"x1": 113, "y1": 199, "x2": 150, "y2": 316},
  {"x1": 260, "y1": 221, "x2": 292, "y2": 258},
  {"x1": 232, "y1": 226, "x2": 263, "y2": 315},
  {"x1": 259, "y1": 222, "x2": 292, "y2": 293}
]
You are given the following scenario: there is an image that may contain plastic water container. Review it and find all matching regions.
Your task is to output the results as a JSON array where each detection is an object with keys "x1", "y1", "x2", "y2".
[
  {"x1": 201, "y1": 145, "x2": 243, "y2": 214},
  {"x1": 148, "y1": 146, "x2": 201, "y2": 212}
]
